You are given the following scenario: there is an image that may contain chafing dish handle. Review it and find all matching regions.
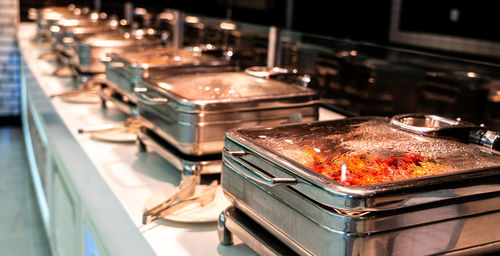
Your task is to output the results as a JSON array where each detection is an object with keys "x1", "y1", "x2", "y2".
[
  {"x1": 469, "y1": 130, "x2": 500, "y2": 151},
  {"x1": 134, "y1": 88, "x2": 169, "y2": 105},
  {"x1": 391, "y1": 113, "x2": 500, "y2": 151},
  {"x1": 225, "y1": 150, "x2": 297, "y2": 187}
]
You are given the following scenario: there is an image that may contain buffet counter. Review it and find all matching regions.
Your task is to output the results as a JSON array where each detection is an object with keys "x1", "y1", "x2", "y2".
[{"x1": 18, "y1": 22, "x2": 343, "y2": 256}]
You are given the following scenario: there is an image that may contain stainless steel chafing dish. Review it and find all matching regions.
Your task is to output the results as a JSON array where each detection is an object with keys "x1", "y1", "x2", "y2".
[
  {"x1": 136, "y1": 68, "x2": 319, "y2": 175},
  {"x1": 219, "y1": 115, "x2": 500, "y2": 255},
  {"x1": 102, "y1": 46, "x2": 233, "y2": 115},
  {"x1": 54, "y1": 14, "x2": 120, "y2": 50},
  {"x1": 52, "y1": 16, "x2": 123, "y2": 76},
  {"x1": 34, "y1": 6, "x2": 76, "y2": 42},
  {"x1": 75, "y1": 30, "x2": 163, "y2": 74},
  {"x1": 47, "y1": 8, "x2": 97, "y2": 42}
]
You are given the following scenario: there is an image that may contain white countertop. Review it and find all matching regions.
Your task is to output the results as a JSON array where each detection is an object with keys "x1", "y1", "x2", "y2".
[{"x1": 18, "y1": 22, "x2": 343, "y2": 256}]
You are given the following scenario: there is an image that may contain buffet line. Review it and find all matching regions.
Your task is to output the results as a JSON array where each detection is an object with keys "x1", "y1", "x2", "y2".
[{"x1": 23, "y1": 5, "x2": 500, "y2": 256}]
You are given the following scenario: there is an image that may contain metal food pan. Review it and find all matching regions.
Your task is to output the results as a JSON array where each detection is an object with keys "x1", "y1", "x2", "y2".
[
  {"x1": 219, "y1": 200, "x2": 500, "y2": 256},
  {"x1": 76, "y1": 32, "x2": 163, "y2": 74},
  {"x1": 223, "y1": 117, "x2": 500, "y2": 212},
  {"x1": 138, "y1": 127, "x2": 222, "y2": 175},
  {"x1": 136, "y1": 71, "x2": 319, "y2": 156},
  {"x1": 220, "y1": 115, "x2": 500, "y2": 255},
  {"x1": 104, "y1": 48, "x2": 234, "y2": 97},
  {"x1": 222, "y1": 150, "x2": 500, "y2": 234}
]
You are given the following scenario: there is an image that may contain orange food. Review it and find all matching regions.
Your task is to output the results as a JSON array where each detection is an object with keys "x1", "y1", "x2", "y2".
[{"x1": 300, "y1": 146, "x2": 451, "y2": 186}]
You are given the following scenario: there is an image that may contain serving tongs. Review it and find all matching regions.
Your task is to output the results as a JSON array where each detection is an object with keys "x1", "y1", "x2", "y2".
[
  {"x1": 391, "y1": 113, "x2": 500, "y2": 151},
  {"x1": 142, "y1": 177, "x2": 218, "y2": 224},
  {"x1": 50, "y1": 80, "x2": 101, "y2": 98},
  {"x1": 50, "y1": 76, "x2": 110, "y2": 98},
  {"x1": 78, "y1": 117, "x2": 143, "y2": 134}
]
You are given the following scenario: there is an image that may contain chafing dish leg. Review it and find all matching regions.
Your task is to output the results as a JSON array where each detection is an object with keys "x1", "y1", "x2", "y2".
[
  {"x1": 100, "y1": 97, "x2": 107, "y2": 109},
  {"x1": 182, "y1": 164, "x2": 201, "y2": 176},
  {"x1": 137, "y1": 136, "x2": 148, "y2": 152},
  {"x1": 73, "y1": 74, "x2": 89, "y2": 88},
  {"x1": 218, "y1": 206, "x2": 298, "y2": 255},
  {"x1": 100, "y1": 88, "x2": 110, "y2": 109},
  {"x1": 218, "y1": 208, "x2": 234, "y2": 245},
  {"x1": 182, "y1": 165, "x2": 201, "y2": 185}
]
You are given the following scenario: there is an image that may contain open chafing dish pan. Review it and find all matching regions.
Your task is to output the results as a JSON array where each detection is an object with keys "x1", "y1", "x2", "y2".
[
  {"x1": 102, "y1": 46, "x2": 233, "y2": 114},
  {"x1": 135, "y1": 68, "x2": 319, "y2": 174},
  {"x1": 219, "y1": 115, "x2": 500, "y2": 255}
]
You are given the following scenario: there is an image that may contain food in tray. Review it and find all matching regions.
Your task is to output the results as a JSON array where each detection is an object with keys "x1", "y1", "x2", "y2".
[
  {"x1": 241, "y1": 119, "x2": 500, "y2": 186},
  {"x1": 298, "y1": 146, "x2": 452, "y2": 186}
]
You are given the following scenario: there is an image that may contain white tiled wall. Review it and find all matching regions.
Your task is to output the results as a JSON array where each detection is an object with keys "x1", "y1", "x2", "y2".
[{"x1": 0, "y1": 0, "x2": 20, "y2": 117}]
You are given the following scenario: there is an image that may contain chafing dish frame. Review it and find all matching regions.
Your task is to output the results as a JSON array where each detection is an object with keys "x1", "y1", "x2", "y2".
[
  {"x1": 218, "y1": 201, "x2": 500, "y2": 256},
  {"x1": 76, "y1": 34, "x2": 164, "y2": 74},
  {"x1": 137, "y1": 127, "x2": 222, "y2": 175},
  {"x1": 220, "y1": 117, "x2": 500, "y2": 254},
  {"x1": 102, "y1": 52, "x2": 236, "y2": 116},
  {"x1": 104, "y1": 49, "x2": 234, "y2": 97},
  {"x1": 222, "y1": 117, "x2": 500, "y2": 212},
  {"x1": 136, "y1": 72, "x2": 319, "y2": 156}
]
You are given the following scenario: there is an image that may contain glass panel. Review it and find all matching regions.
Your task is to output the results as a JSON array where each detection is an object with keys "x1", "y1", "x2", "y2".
[
  {"x1": 183, "y1": 14, "x2": 270, "y2": 68},
  {"x1": 275, "y1": 28, "x2": 500, "y2": 129}
]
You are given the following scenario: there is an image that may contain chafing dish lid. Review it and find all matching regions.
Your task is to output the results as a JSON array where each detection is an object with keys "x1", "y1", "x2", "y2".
[
  {"x1": 64, "y1": 21, "x2": 119, "y2": 35},
  {"x1": 140, "y1": 71, "x2": 317, "y2": 112},
  {"x1": 40, "y1": 7, "x2": 72, "y2": 20},
  {"x1": 239, "y1": 118, "x2": 500, "y2": 185},
  {"x1": 82, "y1": 30, "x2": 161, "y2": 47},
  {"x1": 109, "y1": 47, "x2": 218, "y2": 68},
  {"x1": 225, "y1": 117, "x2": 500, "y2": 211},
  {"x1": 57, "y1": 16, "x2": 92, "y2": 27},
  {"x1": 147, "y1": 71, "x2": 314, "y2": 101}
]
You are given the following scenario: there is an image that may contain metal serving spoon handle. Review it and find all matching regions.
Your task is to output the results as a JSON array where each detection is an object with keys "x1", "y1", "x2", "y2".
[{"x1": 391, "y1": 113, "x2": 500, "y2": 151}]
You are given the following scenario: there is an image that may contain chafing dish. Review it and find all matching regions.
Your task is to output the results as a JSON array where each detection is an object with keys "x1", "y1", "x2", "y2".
[
  {"x1": 46, "y1": 7, "x2": 96, "y2": 42},
  {"x1": 315, "y1": 50, "x2": 500, "y2": 129},
  {"x1": 102, "y1": 46, "x2": 233, "y2": 115},
  {"x1": 35, "y1": 6, "x2": 75, "y2": 42},
  {"x1": 219, "y1": 115, "x2": 500, "y2": 255},
  {"x1": 136, "y1": 68, "x2": 319, "y2": 175},
  {"x1": 54, "y1": 15, "x2": 121, "y2": 51},
  {"x1": 52, "y1": 16, "x2": 124, "y2": 76},
  {"x1": 75, "y1": 30, "x2": 163, "y2": 74},
  {"x1": 315, "y1": 52, "x2": 427, "y2": 116},
  {"x1": 415, "y1": 70, "x2": 491, "y2": 125}
]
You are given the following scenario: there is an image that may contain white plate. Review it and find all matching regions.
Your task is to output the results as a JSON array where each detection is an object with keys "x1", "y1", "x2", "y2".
[
  {"x1": 90, "y1": 130, "x2": 137, "y2": 143},
  {"x1": 145, "y1": 185, "x2": 231, "y2": 223},
  {"x1": 60, "y1": 94, "x2": 101, "y2": 104}
]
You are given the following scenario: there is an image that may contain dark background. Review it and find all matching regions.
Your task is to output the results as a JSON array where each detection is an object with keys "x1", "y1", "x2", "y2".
[
  {"x1": 19, "y1": 0, "x2": 500, "y2": 62},
  {"x1": 19, "y1": 0, "x2": 392, "y2": 44},
  {"x1": 15, "y1": 0, "x2": 500, "y2": 127}
]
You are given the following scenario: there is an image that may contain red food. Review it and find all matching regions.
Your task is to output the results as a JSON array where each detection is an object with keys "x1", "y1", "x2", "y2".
[{"x1": 300, "y1": 146, "x2": 451, "y2": 186}]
